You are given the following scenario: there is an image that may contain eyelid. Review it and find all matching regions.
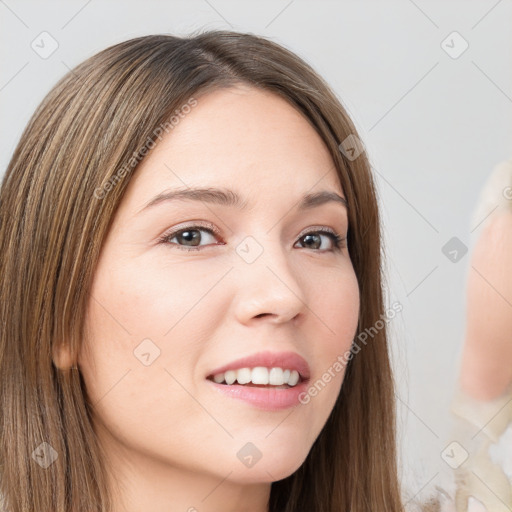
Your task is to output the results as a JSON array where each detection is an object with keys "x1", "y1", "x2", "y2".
[
  {"x1": 159, "y1": 220, "x2": 220, "y2": 238},
  {"x1": 297, "y1": 225, "x2": 338, "y2": 238}
]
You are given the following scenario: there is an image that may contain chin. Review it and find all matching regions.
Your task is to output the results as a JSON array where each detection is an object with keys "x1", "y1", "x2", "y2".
[{"x1": 227, "y1": 449, "x2": 310, "y2": 484}]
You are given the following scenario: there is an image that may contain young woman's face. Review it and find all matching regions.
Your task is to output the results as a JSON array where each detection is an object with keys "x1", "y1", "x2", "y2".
[{"x1": 78, "y1": 85, "x2": 359, "y2": 488}]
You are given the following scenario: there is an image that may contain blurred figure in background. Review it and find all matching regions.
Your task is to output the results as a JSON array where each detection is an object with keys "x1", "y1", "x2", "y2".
[{"x1": 451, "y1": 158, "x2": 512, "y2": 512}]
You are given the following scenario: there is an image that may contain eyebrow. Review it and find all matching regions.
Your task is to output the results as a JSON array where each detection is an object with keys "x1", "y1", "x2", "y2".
[{"x1": 137, "y1": 187, "x2": 348, "y2": 214}]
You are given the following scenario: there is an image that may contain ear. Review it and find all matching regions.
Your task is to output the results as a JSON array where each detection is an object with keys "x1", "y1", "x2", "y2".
[{"x1": 52, "y1": 342, "x2": 76, "y2": 370}]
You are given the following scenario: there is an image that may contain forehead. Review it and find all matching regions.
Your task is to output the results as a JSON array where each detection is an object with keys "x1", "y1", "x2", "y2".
[{"x1": 124, "y1": 86, "x2": 343, "y2": 208}]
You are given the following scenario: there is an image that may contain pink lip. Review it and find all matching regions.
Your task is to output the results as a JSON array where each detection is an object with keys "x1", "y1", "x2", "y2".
[
  {"x1": 206, "y1": 379, "x2": 310, "y2": 411},
  {"x1": 205, "y1": 350, "x2": 311, "y2": 381}
]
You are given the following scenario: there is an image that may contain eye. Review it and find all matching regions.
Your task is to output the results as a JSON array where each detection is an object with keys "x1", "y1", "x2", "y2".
[
  {"x1": 295, "y1": 228, "x2": 347, "y2": 252},
  {"x1": 158, "y1": 223, "x2": 220, "y2": 252},
  {"x1": 157, "y1": 223, "x2": 347, "y2": 253}
]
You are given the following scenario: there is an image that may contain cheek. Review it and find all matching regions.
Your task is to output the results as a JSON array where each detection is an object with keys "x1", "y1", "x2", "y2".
[
  {"x1": 331, "y1": 275, "x2": 359, "y2": 335},
  {"x1": 78, "y1": 251, "x2": 228, "y2": 404},
  {"x1": 304, "y1": 267, "x2": 359, "y2": 401},
  {"x1": 87, "y1": 248, "x2": 224, "y2": 343},
  {"x1": 78, "y1": 259, "x2": 214, "y2": 457},
  {"x1": 312, "y1": 266, "x2": 360, "y2": 349}
]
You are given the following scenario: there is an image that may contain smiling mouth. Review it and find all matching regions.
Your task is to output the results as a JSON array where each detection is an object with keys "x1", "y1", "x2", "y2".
[
  {"x1": 206, "y1": 377, "x2": 292, "y2": 389},
  {"x1": 205, "y1": 373, "x2": 310, "y2": 390}
]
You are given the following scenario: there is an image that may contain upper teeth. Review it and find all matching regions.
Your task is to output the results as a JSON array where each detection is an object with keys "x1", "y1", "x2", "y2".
[{"x1": 211, "y1": 367, "x2": 301, "y2": 387}]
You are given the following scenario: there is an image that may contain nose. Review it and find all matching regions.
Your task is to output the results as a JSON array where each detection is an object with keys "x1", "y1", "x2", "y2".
[{"x1": 232, "y1": 238, "x2": 307, "y2": 325}]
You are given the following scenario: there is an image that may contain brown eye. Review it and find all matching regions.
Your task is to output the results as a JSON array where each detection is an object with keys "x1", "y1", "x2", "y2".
[
  {"x1": 159, "y1": 226, "x2": 220, "y2": 252},
  {"x1": 295, "y1": 230, "x2": 346, "y2": 252}
]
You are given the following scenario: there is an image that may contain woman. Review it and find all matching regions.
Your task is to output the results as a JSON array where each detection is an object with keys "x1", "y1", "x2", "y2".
[{"x1": 0, "y1": 29, "x2": 434, "y2": 511}]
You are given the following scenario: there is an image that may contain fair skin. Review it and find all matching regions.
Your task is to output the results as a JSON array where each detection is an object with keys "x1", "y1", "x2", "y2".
[{"x1": 57, "y1": 85, "x2": 360, "y2": 512}]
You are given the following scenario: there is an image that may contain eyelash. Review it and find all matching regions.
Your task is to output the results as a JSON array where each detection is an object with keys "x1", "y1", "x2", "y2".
[{"x1": 157, "y1": 222, "x2": 347, "y2": 253}]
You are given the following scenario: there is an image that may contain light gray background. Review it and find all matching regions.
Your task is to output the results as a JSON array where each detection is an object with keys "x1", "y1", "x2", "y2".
[{"x1": 1, "y1": 0, "x2": 511, "y2": 504}]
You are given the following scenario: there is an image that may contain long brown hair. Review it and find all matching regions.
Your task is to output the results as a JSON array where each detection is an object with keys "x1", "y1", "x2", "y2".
[{"x1": 0, "y1": 29, "x2": 408, "y2": 511}]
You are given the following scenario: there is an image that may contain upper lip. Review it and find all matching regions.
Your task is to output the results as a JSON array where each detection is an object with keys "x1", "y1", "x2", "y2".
[{"x1": 206, "y1": 350, "x2": 311, "y2": 381}]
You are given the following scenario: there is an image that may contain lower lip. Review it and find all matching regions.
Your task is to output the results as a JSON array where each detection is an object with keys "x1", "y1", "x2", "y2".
[{"x1": 205, "y1": 379, "x2": 309, "y2": 411}]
